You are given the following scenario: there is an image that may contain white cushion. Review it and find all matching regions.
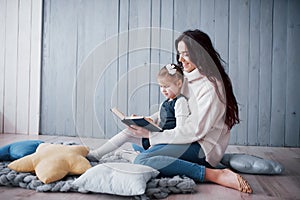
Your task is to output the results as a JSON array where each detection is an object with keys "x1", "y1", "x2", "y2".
[{"x1": 72, "y1": 162, "x2": 159, "y2": 196}]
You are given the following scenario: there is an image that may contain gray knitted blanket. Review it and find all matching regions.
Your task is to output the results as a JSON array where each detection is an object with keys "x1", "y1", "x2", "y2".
[{"x1": 0, "y1": 150, "x2": 196, "y2": 199}]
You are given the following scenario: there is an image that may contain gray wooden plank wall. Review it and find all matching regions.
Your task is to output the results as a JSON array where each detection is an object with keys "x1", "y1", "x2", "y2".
[
  {"x1": 41, "y1": 0, "x2": 300, "y2": 147},
  {"x1": 0, "y1": 0, "x2": 42, "y2": 135}
]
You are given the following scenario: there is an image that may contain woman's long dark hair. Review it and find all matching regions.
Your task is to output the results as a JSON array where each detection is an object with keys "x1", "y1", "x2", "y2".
[{"x1": 175, "y1": 29, "x2": 239, "y2": 130}]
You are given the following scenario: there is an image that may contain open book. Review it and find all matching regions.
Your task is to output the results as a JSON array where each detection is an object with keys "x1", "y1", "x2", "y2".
[{"x1": 110, "y1": 107, "x2": 162, "y2": 132}]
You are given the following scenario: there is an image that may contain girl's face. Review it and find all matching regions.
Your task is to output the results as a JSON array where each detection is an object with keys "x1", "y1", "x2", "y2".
[
  {"x1": 177, "y1": 41, "x2": 197, "y2": 73},
  {"x1": 158, "y1": 77, "x2": 182, "y2": 100}
]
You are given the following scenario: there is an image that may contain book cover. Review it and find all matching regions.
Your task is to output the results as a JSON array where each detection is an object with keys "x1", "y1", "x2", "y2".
[{"x1": 110, "y1": 107, "x2": 162, "y2": 132}]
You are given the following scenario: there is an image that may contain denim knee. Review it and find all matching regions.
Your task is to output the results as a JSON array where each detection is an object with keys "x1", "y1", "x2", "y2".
[{"x1": 134, "y1": 153, "x2": 148, "y2": 165}]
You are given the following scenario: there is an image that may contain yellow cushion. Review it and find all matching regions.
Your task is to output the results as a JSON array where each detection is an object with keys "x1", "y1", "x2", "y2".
[{"x1": 8, "y1": 143, "x2": 91, "y2": 184}]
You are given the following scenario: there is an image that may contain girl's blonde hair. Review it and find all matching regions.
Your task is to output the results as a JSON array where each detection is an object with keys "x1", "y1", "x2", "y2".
[{"x1": 157, "y1": 63, "x2": 184, "y2": 83}]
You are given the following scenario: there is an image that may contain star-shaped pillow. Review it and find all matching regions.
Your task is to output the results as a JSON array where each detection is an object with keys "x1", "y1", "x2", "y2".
[{"x1": 8, "y1": 143, "x2": 91, "y2": 184}]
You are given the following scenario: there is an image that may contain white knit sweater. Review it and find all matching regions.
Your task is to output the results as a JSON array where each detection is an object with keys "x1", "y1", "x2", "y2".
[{"x1": 149, "y1": 69, "x2": 230, "y2": 167}]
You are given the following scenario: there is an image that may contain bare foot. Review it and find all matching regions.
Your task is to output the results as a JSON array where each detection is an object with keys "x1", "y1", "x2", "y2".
[
  {"x1": 219, "y1": 169, "x2": 252, "y2": 193},
  {"x1": 206, "y1": 168, "x2": 253, "y2": 194}
]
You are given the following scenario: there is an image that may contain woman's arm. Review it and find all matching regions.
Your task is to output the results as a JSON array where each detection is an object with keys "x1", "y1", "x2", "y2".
[
  {"x1": 174, "y1": 96, "x2": 190, "y2": 127},
  {"x1": 149, "y1": 82, "x2": 226, "y2": 145}
]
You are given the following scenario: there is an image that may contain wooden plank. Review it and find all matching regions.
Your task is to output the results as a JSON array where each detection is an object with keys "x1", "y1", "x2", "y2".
[
  {"x1": 215, "y1": 0, "x2": 229, "y2": 72},
  {"x1": 83, "y1": 54, "x2": 93, "y2": 138},
  {"x1": 53, "y1": 0, "x2": 77, "y2": 136},
  {"x1": 128, "y1": 0, "x2": 151, "y2": 116},
  {"x1": 16, "y1": 0, "x2": 31, "y2": 134},
  {"x1": 237, "y1": 0, "x2": 250, "y2": 145},
  {"x1": 270, "y1": 0, "x2": 287, "y2": 146},
  {"x1": 40, "y1": 0, "x2": 56, "y2": 135},
  {"x1": 116, "y1": 0, "x2": 129, "y2": 134},
  {"x1": 88, "y1": 0, "x2": 104, "y2": 139},
  {"x1": 29, "y1": 0, "x2": 43, "y2": 135},
  {"x1": 215, "y1": 1, "x2": 231, "y2": 142},
  {"x1": 84, "y1": 0, "x2": 102, "y2": 137},
  {"x1": 4, "y1": 0, "x2": 18, "y2": 133},
  {"x1": 285, "y1": 0, "x2": 300, "y2": 147},
  {"x1": 228, "y1": 0, "x2": 240, "y2": 144},
  {"x1": 161, "y1": 0, "x2": 174, "y2": 63},
  {"x1": 73, "y1": 71, "x2": 85, "y2": 138},
  {"x1": 90, "y1": 0, "x2": 104, "y2": 139},
  {"x1": 102, "y1": 0, "x2": 119, "y2": 139},
  {"x1": 50, "y1": 0, "x2": 63, "y2": 136},
  {"x1": 161, "y1": 0, "x2": 174, "y2": 103},
  {"x1": 149, "y1": 0, "x2": 161, "y2": 115},
  {"x1": 248, "y1": 0, "x2": 260, "y2": 145},
  {"x1": 0, "y1": 0, "x2": 6, "y2": 133},
  {"x1": 200, "y1": 0, "x2": 215, "y2": 42},
  {"x1": 258, "y1": 0, "x2": 273, "y2": 146},
  {"x1": 80, "y1": 0, "x2": 98, "y2": 138},
  {"x1": 75, "y1": 1, "x2": 91, "y2": 138},
  {"x1": 39, "y1": 0, "x2": 47, "y2": 135},
  {"x1": 74, "y1": 60, "x2": 86, "y2": 138}
]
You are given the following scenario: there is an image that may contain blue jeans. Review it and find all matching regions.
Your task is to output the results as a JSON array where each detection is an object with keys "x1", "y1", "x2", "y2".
[{"x1": 133, "y1": 142, "x2": 210, "y2": 182}]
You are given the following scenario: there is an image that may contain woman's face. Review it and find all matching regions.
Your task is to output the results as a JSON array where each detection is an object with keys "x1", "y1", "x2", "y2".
[{"x1": 177, "y1": 41, "x2": 197, "y2": 73}]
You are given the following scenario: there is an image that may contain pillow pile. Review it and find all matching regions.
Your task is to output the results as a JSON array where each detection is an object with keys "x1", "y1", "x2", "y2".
[
  {"x1": 0, "y1": 140, "x2": 44, "y2": 161},
  {"x1": 8, "y1": 143, "x2": 91, "y2": 184},
  {"x1": 72, "y1": 162, "x2": 159, "y2": 196}
]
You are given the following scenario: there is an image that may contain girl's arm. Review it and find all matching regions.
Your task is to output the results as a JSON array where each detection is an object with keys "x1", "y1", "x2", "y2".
[{"x1": 148, "y1": 111, "x2": 159, "y2": 125}]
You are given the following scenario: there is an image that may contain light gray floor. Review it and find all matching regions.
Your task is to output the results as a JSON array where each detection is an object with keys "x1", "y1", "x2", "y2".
[{"x1": 0, "y1": 133, "x2": 299, "y2": 200}]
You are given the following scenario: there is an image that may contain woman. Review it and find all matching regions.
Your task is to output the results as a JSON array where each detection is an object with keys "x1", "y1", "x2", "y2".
[{"x1": 128, "y1": 29, "x2": 252, "y2": 193}]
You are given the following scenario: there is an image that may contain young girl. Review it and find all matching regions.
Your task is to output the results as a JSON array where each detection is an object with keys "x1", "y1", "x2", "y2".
[
  {"x1": 139, "y1": 63, "x2": 189, "y2": 150},
  {"x1": 88, "y1": 63, "x2": 190, "y2": 159}
]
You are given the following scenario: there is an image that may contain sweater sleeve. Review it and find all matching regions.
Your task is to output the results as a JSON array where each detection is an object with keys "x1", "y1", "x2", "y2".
[
  {"x1": 174, "y1": 96, "x2": 190, "y2": 127},
  {"x1": 149, "y1": 82, "x2": 225, "y2": 145}
]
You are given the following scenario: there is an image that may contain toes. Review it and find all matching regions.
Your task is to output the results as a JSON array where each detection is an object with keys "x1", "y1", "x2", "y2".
[{"x1": 237, "y1": 174, "x2": 253, "y2": 194}]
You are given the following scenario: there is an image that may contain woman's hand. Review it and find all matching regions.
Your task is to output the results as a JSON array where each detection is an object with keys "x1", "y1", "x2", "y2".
[{"x1": 127, "y1": 125, "x2": 150, "y2": 138}]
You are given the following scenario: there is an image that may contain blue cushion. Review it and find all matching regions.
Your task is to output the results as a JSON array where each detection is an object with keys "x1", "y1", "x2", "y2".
[
  {"x1": 0, "y1": 140, "x2": 44, "y2": 161},
  {"x1": 0, "y1": 144, "x2": 11, "y2": 160}
]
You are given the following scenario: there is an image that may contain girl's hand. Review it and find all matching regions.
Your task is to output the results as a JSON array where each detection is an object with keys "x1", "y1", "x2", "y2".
[
  {"x1": 145, "y1": 117, "x2": 153, "y2": 122},
  {"x1": 127, "y1": 125, "x2": 150, "y2": 138}
]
